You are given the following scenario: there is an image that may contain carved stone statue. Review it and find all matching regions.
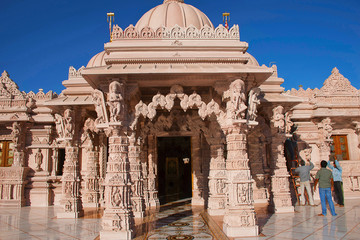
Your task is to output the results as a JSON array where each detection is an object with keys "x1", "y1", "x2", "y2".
[
  {"x1": 318, "y1": 118, "x2": 333, "y2": 141},
  {"x1": 107, "y1": 81, "x2": 124, "y2": 122},
  {"x1": 35, "y1": 148, "x2": 43, "y2": 172},
  {"x1": 92, "y1": 89, "x2": 108, "y2": 125},
  {"x1": 63, "y1": 109, "x2": 74, "y2": 138},
  {"x1": 271, "y1": 106, "x2": 285, "y2": 133},
  {"x1": 285, "y1": 111, "x2": 294, "y2": 134},
  {"x1": 224, "y1": 79, "x2": 247, "y2": 120},
  {"x1": 10, "y1": 122, "x2": 21, "y2": 146},
  {"x1": 247, "y1": 88, "x2": 261, "y2": 121},
  {"x1": 55, "y1": 114, "x2": 65, "y2": 138}
]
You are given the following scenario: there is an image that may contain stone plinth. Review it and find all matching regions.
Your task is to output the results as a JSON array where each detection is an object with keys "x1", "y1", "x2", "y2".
[{"x1": 0, "y1": 166, "x2": 29, "y2": 207}]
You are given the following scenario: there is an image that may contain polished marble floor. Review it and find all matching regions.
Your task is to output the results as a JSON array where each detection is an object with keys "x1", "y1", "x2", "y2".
[{"x1": 0, "y1": 198, "x2": 359, "y2": 240}]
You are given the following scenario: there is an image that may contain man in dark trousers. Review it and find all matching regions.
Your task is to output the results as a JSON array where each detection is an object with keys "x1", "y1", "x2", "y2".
[
  {"x1": 314, "y1": 160, "x2": 337, "y2": 216},
  {"x1": 328, "y1": 159, "x2": 344, "y2": 207},
  {"x1": 295, "y1": 159, "x2": 315, "y2": 206}
]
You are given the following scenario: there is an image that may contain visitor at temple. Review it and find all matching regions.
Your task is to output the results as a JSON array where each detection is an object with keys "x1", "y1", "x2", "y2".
[
  {"x1": 328, "y1": 158, "x2": 344, "y2": 207},
  {"x1": 295, "y1": 159, "x2": 315, "y2": 206},
  {"x1": 314, "y1": 160, "x2": 337, "y2": 216}
]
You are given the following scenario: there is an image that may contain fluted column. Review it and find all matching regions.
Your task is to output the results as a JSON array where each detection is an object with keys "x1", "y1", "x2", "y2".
[
  {"x1": 58, "y1": 146, "x2": 84, "y2": 218},
  {"x1": 100, "y1": 127, "x2": 134, "y2": 239},
  {"x1": 222, "y1": 123, "x2": 258, "y2": 237}
]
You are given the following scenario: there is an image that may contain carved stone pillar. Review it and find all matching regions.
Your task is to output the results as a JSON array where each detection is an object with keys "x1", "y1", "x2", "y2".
[
  {"x1": 192, "y1": 134, "x2": 204, "y2": 205},
  {"x1": 208, "y1": 143, "x2": 227, "y2": 215},
  {"x1": 140, "y1": 139, "x2": 150, "y2": 208},
  {"x1": 147, "y1": 135, "x2": 159, "y2": 208},
  {"x1": 83, "y1": 149, "x2": 100, "y2": 207},
  {"x1": 58, "y1": 146, "x2": 84, "y2": 218},
  {"x1": 269, "y1": 106, "x2": 294, "y2": 213},
  {"x1": 222, "y1": 123, "x2": 258, "y2": 237},
  {"x1": 129, "y1": 133, "x2": 145, "y2": 218},
  {"x1": 100, "y1": 128, "x2": 134, "y2": 239},
  {"x1": 10, "y1": 122, "x2": 25, "y2": 167}
]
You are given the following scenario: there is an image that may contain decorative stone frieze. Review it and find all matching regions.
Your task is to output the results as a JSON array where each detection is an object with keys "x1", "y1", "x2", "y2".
[
  {"x1": 112, "y1": 24, "x2": 239, "y2": 40},
  {"x1": 269, "y1": 106, "x2": 294, "y2": 213}
]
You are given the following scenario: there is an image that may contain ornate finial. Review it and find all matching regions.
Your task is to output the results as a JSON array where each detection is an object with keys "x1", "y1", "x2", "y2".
[
  {"x1": 332, "y1": 67, "x2": 339, "y2": 74},
  {"x1": 107, "y1": 12, "x2": 115, "y2": 42},
  {"x1": 223, "y1": 12, "x2": 230, "y2": 30},
  {"x1": 164, "y1": 0, "x2": 184, "y2": 3}
]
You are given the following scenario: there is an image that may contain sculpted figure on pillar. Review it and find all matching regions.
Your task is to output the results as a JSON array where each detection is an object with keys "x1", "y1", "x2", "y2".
[
  {"x1": 271, "y1": 106, "x2": 285, "y2": 133},
  {"x1": 285, "y1": 111, "x2": 294, "y2": 135},
  {"x1": 55, "y1": 109, "x2": 74, "y2": 140},
  {"x1": 355, "y1": 122, "x2": 360, "y2": 148},
  {"x1": 81, "y1": 118, "x2": 97, "y2": 150},
  {"x1": 63, "y1": 109, "x2": 74, "y2": 138},
  {"x1": 92, "y1": 89, "x2": 108, "y2": 125},
  {"x1": 35, "y1": 148, "x2": 43, "y2": 172},
  {"x1": 10, "y1": 122, "x2": 21, "y2": 148},
  {"x1": 107, "y1": 81, "x2": 124, "y2": 122},
  {"x1": 318, "y1": 117, "x2": 333, "y2": 141},
  {"x1": 247, "y1": 88, "x2": 261, "y2": 121},
  {"x1": 223, "y1": 79, "x2": 247, "y2": 120}
]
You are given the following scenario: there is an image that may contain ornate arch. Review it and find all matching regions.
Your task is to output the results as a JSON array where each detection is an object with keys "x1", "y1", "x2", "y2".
[{"x1": 131, "y1": 85, "x2": 224, "y2": 130}]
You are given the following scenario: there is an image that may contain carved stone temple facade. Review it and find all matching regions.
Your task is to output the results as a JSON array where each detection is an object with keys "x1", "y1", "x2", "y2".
[{"x1": 0, "y1": 0, "x2": 359, "y2": 239}]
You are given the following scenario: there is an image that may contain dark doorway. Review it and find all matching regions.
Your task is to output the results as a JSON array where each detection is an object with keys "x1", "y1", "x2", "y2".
[{"x1": 157, "y1": 137, "x2": 192, "y2": 204}]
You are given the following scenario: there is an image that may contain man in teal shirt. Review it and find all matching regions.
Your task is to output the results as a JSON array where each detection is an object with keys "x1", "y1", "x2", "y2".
[
  {"x1": 328, "y1": 159, "x2": 344, "y2": 207},
  {"x1": 314, "y1": 160, "x2": 337, "y2": 216}
]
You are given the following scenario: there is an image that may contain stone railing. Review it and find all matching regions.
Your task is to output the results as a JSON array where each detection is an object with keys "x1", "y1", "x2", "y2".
[
  {"x1": 112, "y1": 24, "x2": 240, "y2": 40},
  {"x1": 0, "y1": 167, "x2": 29, "y2": 207}
]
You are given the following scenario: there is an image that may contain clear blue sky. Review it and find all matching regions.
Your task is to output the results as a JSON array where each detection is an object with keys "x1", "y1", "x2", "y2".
[{"x1": 1, "y1": 0, "x2": 359, "y2": 94}]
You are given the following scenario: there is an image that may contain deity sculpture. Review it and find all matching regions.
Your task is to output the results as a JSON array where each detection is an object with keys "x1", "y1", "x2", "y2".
[
  {"x1": 35, "y1": 148, "x2": 43, "y2": 172},
  {"x1": 247, "y1": 88, "x2": 261, "y2": 121},
  {"x1": 107, "y1": 81, "x2": 124, "y2": 122},
  {"x1": 285, "y1": 111, "x2": 294, "y2": 134},
  {"x1": 224, "y1": 79, "x2": 247, "y2": 120},
  {"x1": 92, "y1": 90, "x2": 107, "y2": 125},
  {"x1": 271, "y1": 106, "x2": 285, "y2": 133},
  {"x1": 63, "y1": 109, "x2": 74, "y2": 138}
]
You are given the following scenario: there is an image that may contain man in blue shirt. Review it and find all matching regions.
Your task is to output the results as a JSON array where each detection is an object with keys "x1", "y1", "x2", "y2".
[{"x1": 328, "y1": 159, "x2": 344, "y2": 207}]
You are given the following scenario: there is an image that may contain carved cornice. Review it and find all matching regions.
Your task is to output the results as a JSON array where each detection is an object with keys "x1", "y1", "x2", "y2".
[{"x1": 112, "y1": 24, "x2": 240, "y2": 40}]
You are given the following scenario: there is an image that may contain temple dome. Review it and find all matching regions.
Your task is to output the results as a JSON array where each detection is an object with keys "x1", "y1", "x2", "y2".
[
  {"x1": 87, "y1": 51, "x2": 106, "y2": 68},
  {"x1": 135, "y1": 0, "x2": 214, "y2": 31}
]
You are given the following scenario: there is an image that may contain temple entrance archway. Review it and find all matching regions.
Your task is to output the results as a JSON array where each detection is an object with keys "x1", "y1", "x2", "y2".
[{"x1": 157, "y1": 136, "x2": 192, "y2": 204}]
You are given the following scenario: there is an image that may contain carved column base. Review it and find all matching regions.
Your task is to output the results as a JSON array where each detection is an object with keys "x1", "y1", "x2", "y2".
[
  {"x1": 0, "y1": 167, "x2": 29, "y2": 207},
  {"x1": 149, "y1": 198, "x2": 160, "y2": 208},
  {"x1": 100, "y1": 212, "x2": 133, "y2": 240},
  {"x1": 192, "y1": 189, "x2": 204, "y2": 205},
  {"x1": 132, "y1": 197, "x2": 145, "y2": 218},
  {"x1": 223, "y1": 207, "x2": 258, "y2": 237},
  {"x1": 208, "y1": 195, "x2": 226, "y2": 215},
  {"x1": 269, "y1": 175, "x2": 294, "y2": 213}
]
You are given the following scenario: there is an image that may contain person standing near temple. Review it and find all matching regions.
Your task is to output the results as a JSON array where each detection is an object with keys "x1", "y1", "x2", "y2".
[
  {"x1": 314, "y1": 160, "x2": 337, "y2": 216},
  {"x1": 328, "y1": 158, "x2": 344, "y2": 207},
  {"x1": 295, "y1": 159, "x2": 315, "y2": 206}
]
